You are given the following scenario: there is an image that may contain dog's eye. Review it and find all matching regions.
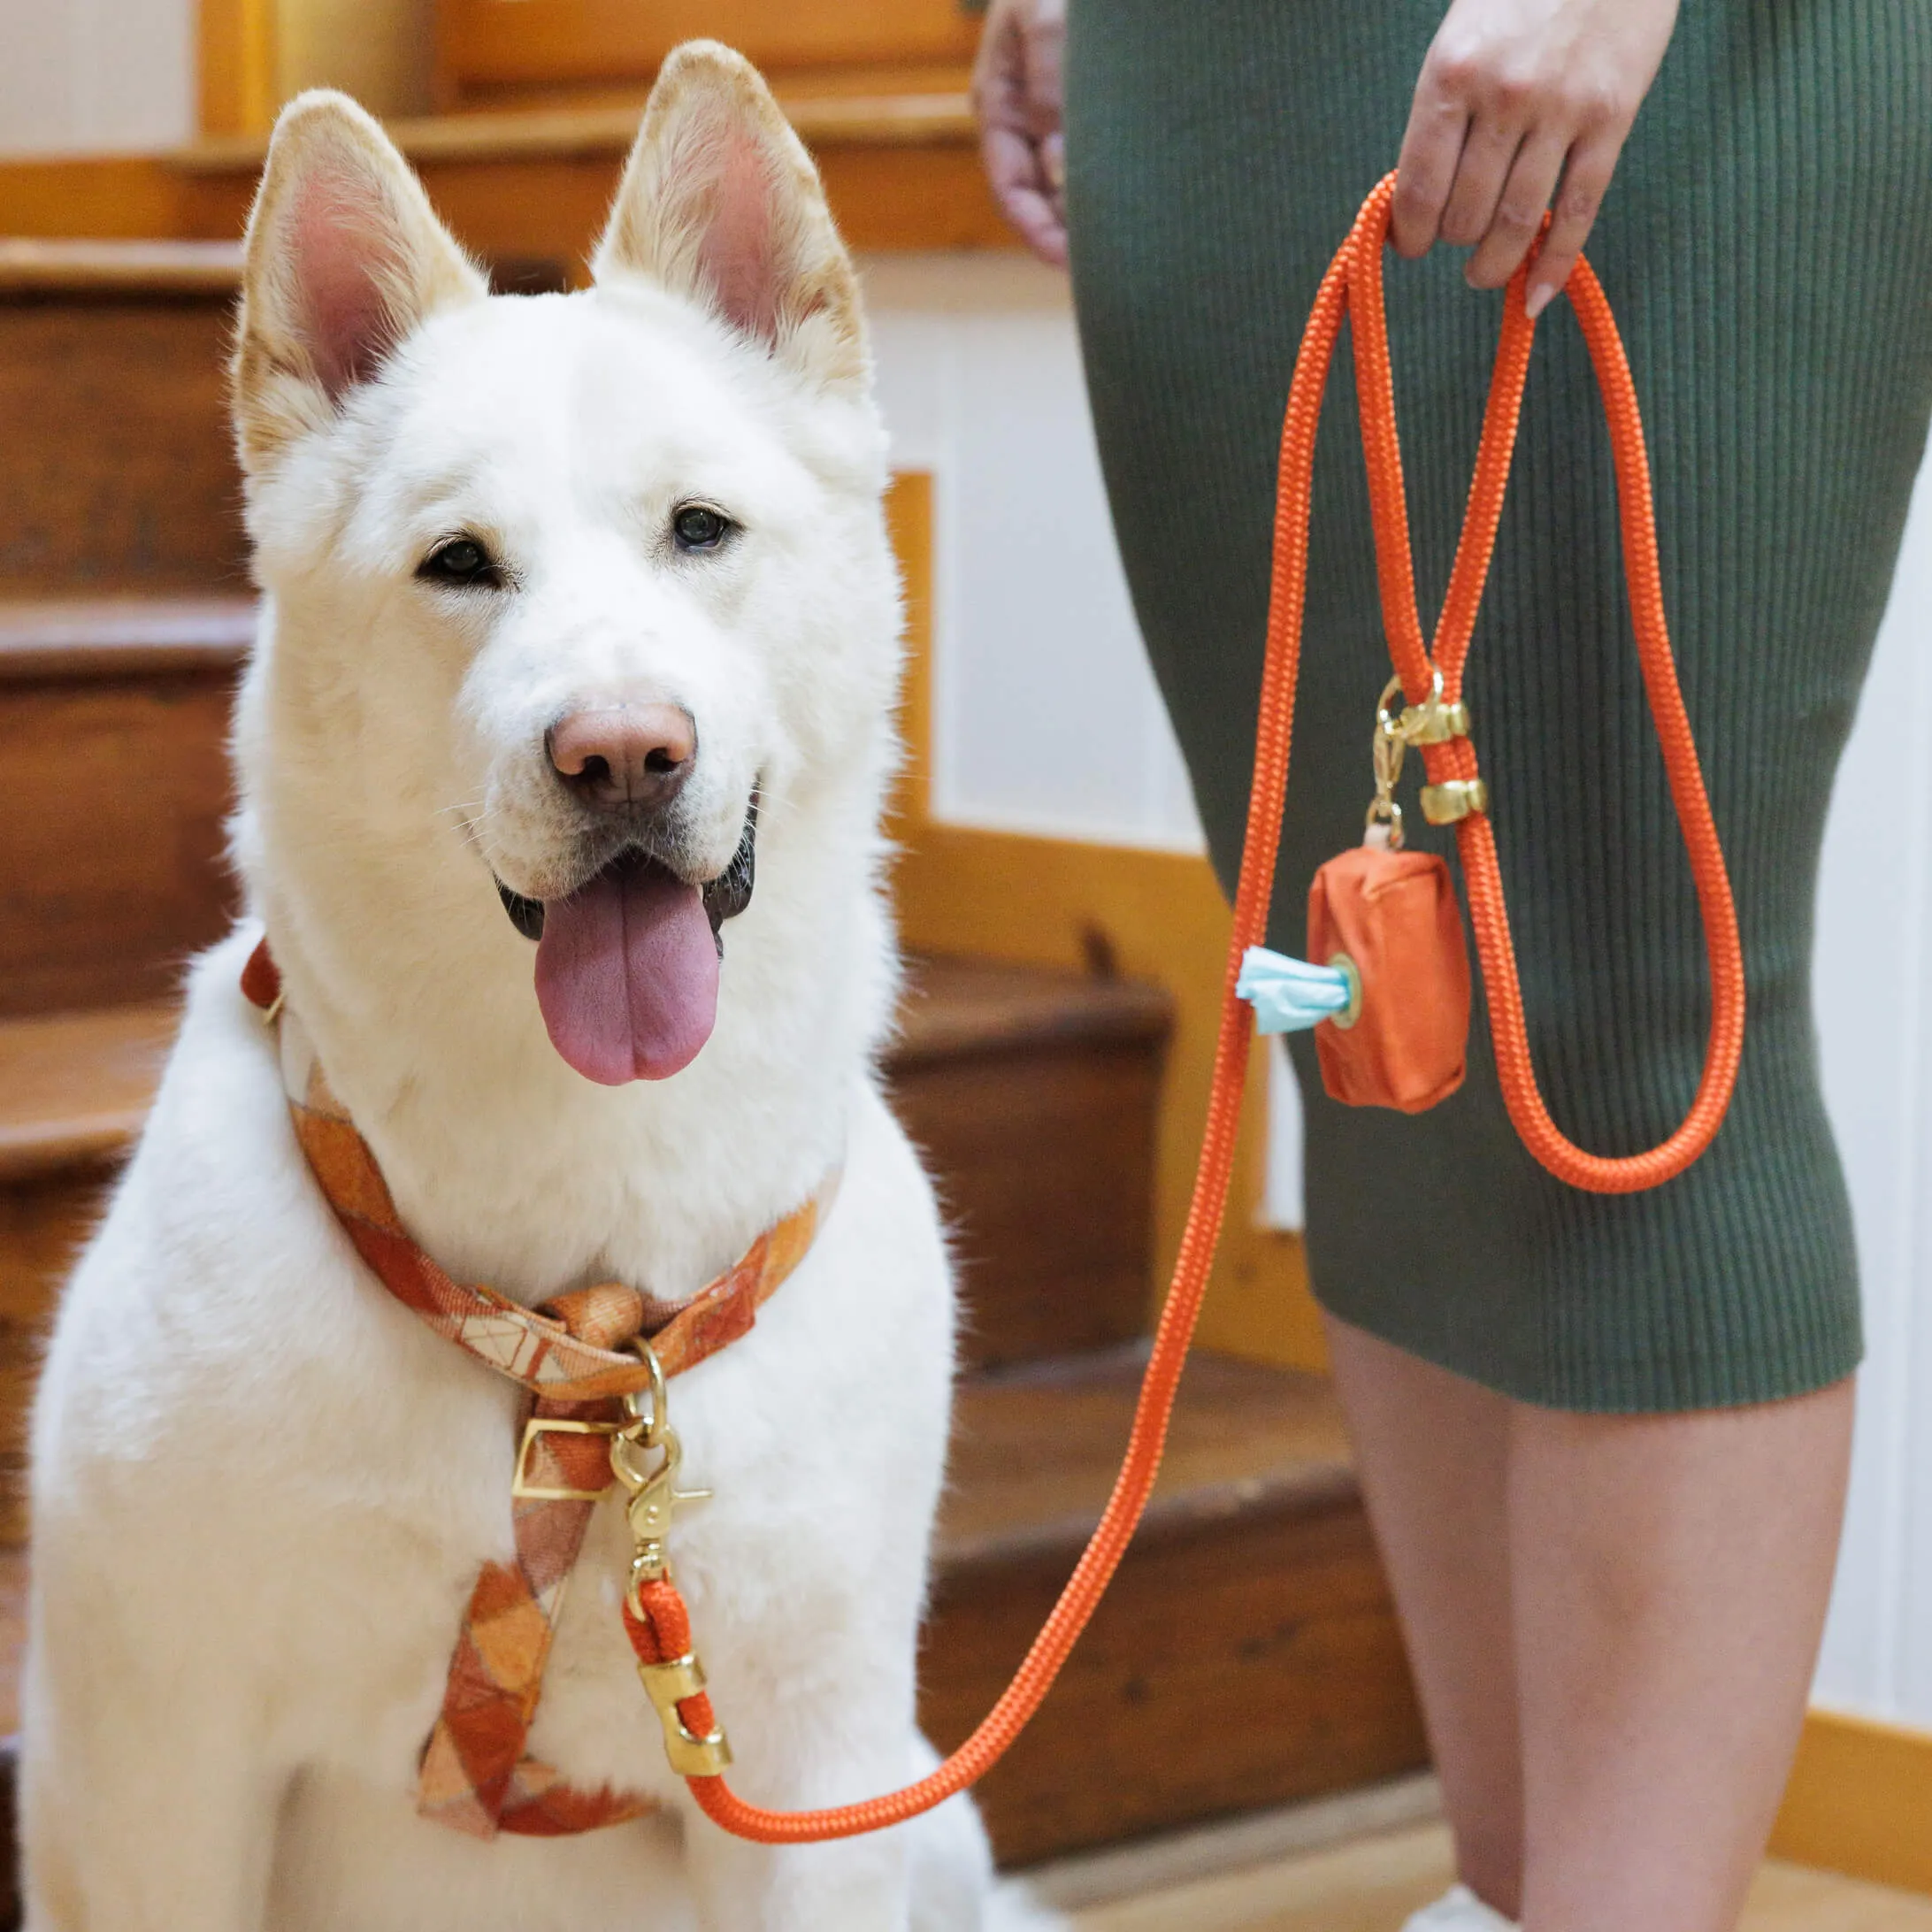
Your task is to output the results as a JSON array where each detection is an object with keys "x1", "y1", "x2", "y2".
[
  {"x1": 418, "y1": 537, "x2": 500, "y2": 586},
  {"x1": 672, "y1": 505, "x2": 732, "y2": 553}
]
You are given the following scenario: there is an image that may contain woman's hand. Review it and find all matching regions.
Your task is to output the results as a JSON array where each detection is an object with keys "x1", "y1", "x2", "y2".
[
  {"x1": 971, "y1": 0, "x2": 1068, "y2": 266},
  {"x1": 1394, "y1": 0, "x2": 1679, "y2": 315}
]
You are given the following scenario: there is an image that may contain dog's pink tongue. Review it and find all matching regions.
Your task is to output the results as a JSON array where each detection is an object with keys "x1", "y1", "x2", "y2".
[{"x1": 534, "y1": 859, "x2": 718, "y2": 1084}]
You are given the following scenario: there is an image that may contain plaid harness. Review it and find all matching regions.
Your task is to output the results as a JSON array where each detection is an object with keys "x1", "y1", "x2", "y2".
[{"x1": 243, "y1": 940, "x2": 835, "y2": 1837}]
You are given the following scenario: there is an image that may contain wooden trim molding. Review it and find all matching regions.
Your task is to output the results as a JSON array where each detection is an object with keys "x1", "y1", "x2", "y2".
[
  {"x1": 882, "y1": 471, "x2": 1327, "y2": 1376},
  {"x1": 174, "y1": 89, "x2": 978, "y2": 173},
  {"x1": 197, "y1": 0, "x2": 279, "y2": 138},
  {"x1": 434, "y1": 0, "x2": 979, "y2": 104},
  {"x1": 0, "y1": 239, "x2": 242, "y2": 297},
  {"x1": 0, "y1": 117, "x2": 1010, "y2": 260},
  {"x1": 0, "y1": 598, "x2": 257, "y2": 682},
  {"x1": 882, "y1": 472, "x2": 936, "y2": 846},
  {"x1": 1770, "y1": 1707, "x2": 1932, "y2": 1896}
]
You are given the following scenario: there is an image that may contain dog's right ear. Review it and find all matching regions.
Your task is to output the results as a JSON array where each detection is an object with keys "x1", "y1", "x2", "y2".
[
  {"x1": 592, "y1": 42, "x2": 867, "y2": 394},
  {"x1": 232, "y1": 90, "x2": 487, "y2": 473}
]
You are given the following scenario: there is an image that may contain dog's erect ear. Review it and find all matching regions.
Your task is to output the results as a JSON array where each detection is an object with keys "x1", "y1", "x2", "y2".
[
  {"x1": 592, "y1": 41, "x2": 867, "y2": 392},
  {"x1": 232, "y1": 90, "x2": 487, "y2": 472}
]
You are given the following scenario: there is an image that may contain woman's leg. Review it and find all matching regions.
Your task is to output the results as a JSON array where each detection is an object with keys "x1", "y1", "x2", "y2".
[
  {"x1": 1324, "y1": 1314, "x2": 1527, "y2": 1918},
  {"x1": 1330, "y1": 1313, "x2": 1856, "y2": 1928},
  {"x1": 1510, "y1": 1380, "x2": 1854, "y2": 1932}
]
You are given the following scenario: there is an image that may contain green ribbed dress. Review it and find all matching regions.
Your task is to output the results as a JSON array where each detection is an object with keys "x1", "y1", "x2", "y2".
[{"x1": 1065, "y1": 0, "x2": 1932, "y2": 1410}]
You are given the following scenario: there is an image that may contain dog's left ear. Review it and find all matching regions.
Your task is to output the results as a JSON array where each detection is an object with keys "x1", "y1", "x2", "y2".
[
  {"x1": 593, "y1": 41, "x2": 867, "y2": 394},
  {"x1": 232, "y1": 90, "x2": 488, "y2": 472}
]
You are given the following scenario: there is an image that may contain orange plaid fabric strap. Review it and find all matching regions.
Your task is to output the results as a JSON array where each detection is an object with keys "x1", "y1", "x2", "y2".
[{"x1": 243, "y1": 941, "x2": 836, "y2": 1837}]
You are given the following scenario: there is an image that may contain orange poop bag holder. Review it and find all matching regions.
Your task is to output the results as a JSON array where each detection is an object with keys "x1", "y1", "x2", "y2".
[
  {"x1": 1307, "y1": 840, "x2": 1471, "y2": 1114},
  {"x1": 602, "y1": 175, "x2": 1747, "y2": 1846}
]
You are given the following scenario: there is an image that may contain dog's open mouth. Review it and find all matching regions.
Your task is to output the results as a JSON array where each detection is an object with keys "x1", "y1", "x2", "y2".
[{"x1": 497, "y1": 807, "x2": 757, "y2": 1087}]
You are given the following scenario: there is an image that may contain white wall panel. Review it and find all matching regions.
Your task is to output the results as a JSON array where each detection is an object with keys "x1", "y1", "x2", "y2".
[
  {"x1": 0, "y1": 0, "x2": 192, "y2": 155},
  {"x1": 0, "y1": 0, "x2": 84, "y2": 154},
  {"x1": 863, "y1": 254, "x2": 1204, "y2": 854},
  {"x1": 1813, "y1": 451, "x2": 1932, "y2": 1729}
]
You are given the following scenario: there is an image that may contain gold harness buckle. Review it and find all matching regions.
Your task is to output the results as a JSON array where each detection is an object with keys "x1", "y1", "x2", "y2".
[{"x1": 511, "y1": 1417, "x2": 620, "y2": 1501}]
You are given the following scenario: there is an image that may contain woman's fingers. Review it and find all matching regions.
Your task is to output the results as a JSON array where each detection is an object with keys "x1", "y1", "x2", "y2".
[
  {"x1": 1021, "y1": 0, "x2": 1064, "y2": 144},
  {"x1": 1399, "y1": 95, "x2": 1632, "y2": 314},
  {"x1": 1523, "y1": 126, "x2": 1621, "y2": 315},
  {"x1": 1392, "y1": 73, "x2": 1470, "y2": 257},
  {"x1": 971, "y1": 0, "x2": 1068, "y2": 265},
  {"x1": 972, "y1": 7, "x2": 1030, "y2": 197},
  {"x1": 1437, "y1": 118, "x2": 1528, "y2": 249},
  {"x1": 1393, "y1": 0, "x2": 1680, "y2": 306},
  {"x1": 1463, "y1": 129, "x2": 1567, "y2": 289},
  {"x1": 982, "y1": 125, "x2": 1068, "y2": 264}
]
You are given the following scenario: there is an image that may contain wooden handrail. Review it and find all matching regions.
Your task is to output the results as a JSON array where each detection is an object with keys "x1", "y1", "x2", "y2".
[
  {"x1": 173, "y1": 86, "x2": 976, "y2": 174},
  {"x1": 0, "y1": 598, "x2": 257, "y2": 680},
  {"x1": 0, "y1": 237, "x2": 243, "y2": 295}
]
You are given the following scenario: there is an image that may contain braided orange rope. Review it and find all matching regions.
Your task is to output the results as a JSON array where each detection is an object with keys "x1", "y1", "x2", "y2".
[
  {"x1": 659, "y1": 172, "x2": 1743, "y2": 1843},
  {"x1": 1345, "y1": 179, "x2": 1744, "y2": 1189}
]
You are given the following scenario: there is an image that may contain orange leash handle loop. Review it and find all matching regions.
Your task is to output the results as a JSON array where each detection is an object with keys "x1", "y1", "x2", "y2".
[
  {"x1": 671, "y1": 173, "x2": 1742, "y2": 1844},
  {"x1": 1345, "y1": 173, "x2": 1744, "y2": 1192}
]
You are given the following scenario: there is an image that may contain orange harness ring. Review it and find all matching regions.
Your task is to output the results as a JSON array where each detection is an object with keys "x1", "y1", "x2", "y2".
[{"x1": 637, "y1": 172, "x2": 1747, "y2": 1844}]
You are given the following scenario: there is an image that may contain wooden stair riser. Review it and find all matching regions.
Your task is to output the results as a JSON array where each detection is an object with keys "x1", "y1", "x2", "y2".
[
  {"x1": 0, "y1": 297, "x2": 245, "y2": 597},
  {"x1": 889, "y1": 1036, "x2": 1161, "y2": 1369},
  {"x1": 922, "y1": 1494, "x2": 1428, "y2": 1866},
  {"x1": 0, "y1": 1171, "x2": 106, "y2": 1547},
  {"x1": 0, "y1": 256, "x2": 579, "y2": 602},
  {"x1": 0, "y1": 663, "x2": 242, "y2": 1016}
]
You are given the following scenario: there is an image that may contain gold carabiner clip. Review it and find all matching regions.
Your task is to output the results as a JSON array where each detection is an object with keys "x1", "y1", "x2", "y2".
[
  {"x1": 610, "y1": 1341, "x2": 710, "y2": 1590},
  {"x1": 1366, "y1": 672, "x2": 1408, "y2": 847}
]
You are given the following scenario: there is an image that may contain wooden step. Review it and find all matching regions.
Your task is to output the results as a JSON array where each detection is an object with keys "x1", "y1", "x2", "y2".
[
  {"x1": 0, "y1": 249, "x2": 247, "y2": 597},
  {"x1": 0, "y1": 597, "x2": 251, "y2": 1016},
  {"x1": 0, "y1": 240, "x2": 580, "y2": 607},
  {"x1": 0, "y1": 90, "x2": 1008, "y2": 263},
  {"x1": 893, "y1": 956, "x2": 1169, "y2": 1370},
  {"x1": 0, "y1": 1356, "x2": 1419, "y2": 1882},
  {"x1": 0, "y1": 1005, "x2": 183, "y2": 1549},
  {"x1": 925, "y1": 1349, "x2": 1426, "y2": 1865}
]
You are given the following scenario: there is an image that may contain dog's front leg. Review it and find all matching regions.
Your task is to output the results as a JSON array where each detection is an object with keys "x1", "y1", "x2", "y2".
[
  {"x1": 677, "y1": 1659, "x2": 924, "y2": 1932},
  {"x1": 20, "y1": 1653, "x2": 282, "y2": 1932},
  {"x1": 685, "y1": 1821, "x2": 912, "y2": 1932}
]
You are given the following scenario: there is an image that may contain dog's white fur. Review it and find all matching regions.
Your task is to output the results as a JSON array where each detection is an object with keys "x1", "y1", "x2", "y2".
[{"x1": 23, "y1": 45, "x2": 1056, "y2": 1931}]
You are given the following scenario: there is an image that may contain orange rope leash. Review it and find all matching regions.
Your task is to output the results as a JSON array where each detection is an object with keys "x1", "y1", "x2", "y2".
[
  {"x1": 656, "y1": 172, "x2": 1743, "y2": 1842},
  {"x1": 1344, "y1": 178, "x2": 1744, "y2": 1189}
]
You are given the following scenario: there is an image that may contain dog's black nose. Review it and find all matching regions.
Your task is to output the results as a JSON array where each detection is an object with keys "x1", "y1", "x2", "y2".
[{"x1": 547, "y1": 703, "x2": 696, "y2": 813}]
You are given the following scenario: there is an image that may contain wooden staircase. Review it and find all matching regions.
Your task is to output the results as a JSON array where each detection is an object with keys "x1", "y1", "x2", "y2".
[{"x1": 0, "y1": 242, "x2": 1427, "y2": 1898}]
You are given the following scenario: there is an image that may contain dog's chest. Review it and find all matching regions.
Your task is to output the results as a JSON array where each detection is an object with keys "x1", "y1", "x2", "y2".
[{"x1": 269, "y1": 1305, "x2": 884, "y2": 1806}]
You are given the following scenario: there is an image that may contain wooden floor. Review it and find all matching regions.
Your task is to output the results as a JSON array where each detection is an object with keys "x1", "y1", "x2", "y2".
[{"x1": 1060, "y1": 1823, "x2": 1932, "y2": 1932}]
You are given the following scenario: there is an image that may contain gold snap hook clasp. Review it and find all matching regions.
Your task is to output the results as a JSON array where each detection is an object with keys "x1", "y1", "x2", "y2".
[
  {"x1": 610, "y1": 1340, "x2": 710, "y2": 1587},
  {"x1": 1367, "y1": 672, "x2": 1408, "y2": 848},
  {"x1": 1367, "y1": 667, "x2": 1481, "y2": 845}
]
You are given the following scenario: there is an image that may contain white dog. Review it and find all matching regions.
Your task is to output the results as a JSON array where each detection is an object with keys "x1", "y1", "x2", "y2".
[{"x1": 22, "y1": 44, "x2": 1056, "y2": 1932}]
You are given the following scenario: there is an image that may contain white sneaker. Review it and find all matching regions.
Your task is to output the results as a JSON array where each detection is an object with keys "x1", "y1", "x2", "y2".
[{"x1": 1402, "y1": 1883, "x2": 1520, "y2": 1931}]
